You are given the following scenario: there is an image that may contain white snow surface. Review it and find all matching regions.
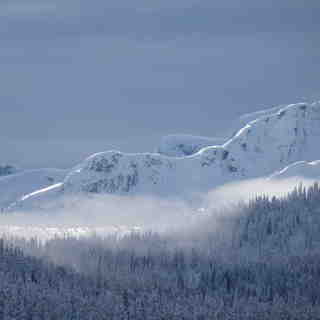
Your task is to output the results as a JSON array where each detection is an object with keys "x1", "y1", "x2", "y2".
[
  {"x1": 270, "y1": 160, "x2": 320, "y2": 181},
  {"x1": 237, "y1": 105, "x2": 285, "y2": 128},
  {"x1": 0, "y1": 169, "x2": 67, "y2": 210},
  {"x1": 156, "y1": 105, "x2": 285, "y2": 158},
  {"x1": 11, "y1": 101, "x2": 320, "y2": 210},
  {"x1": 157, "y1": 134, "x2": 226, "y2": 157}
]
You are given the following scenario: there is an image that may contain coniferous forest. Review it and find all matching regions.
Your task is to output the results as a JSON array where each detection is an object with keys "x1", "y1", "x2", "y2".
[{"x1": 1, "y1": 183, "x2": 320, "y2": 319}]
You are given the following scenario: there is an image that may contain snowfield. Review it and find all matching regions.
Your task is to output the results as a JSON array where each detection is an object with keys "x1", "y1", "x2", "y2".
[{"x1": 0, "y1": 169, "x2": 67, "y2": 210}]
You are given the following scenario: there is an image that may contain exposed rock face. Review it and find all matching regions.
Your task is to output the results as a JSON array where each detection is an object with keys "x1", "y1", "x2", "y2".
[{"x1": 11, "y1": 101, "x2": 320, "y2": 209}]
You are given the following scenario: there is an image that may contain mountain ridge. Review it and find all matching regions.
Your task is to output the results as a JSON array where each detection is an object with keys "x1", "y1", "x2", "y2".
[
  {"x1": 9, "y1": 101, "x2": 320, "y2": 211},
  {"x1": 270, "y1": 160, "x2": 320, "y2": 181},
  {"x1": 0, "y1": 169, "x2": 67, "y2": 211},
  {"x1": 63, "y1": 101, "x2": 320, "y2": 194}
]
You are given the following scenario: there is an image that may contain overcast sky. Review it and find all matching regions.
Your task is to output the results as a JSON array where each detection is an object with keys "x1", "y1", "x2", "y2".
[{"x1": 1, "y1": 0, "x2": 320, "y2": 169}]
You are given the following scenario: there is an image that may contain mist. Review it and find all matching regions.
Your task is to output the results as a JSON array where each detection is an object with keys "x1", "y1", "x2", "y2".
[
  {"x1": 0, "y1": 177, "x2": 317, "y2": 242},
  {"x1": 204, "y1": 176, "x2": 318, "y2": 210},
  {"x1": 2, "y1": 179, "x2": 320, "y2": 319}
]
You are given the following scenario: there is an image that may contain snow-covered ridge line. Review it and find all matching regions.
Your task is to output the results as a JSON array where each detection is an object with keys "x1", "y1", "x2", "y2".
[
  {"x1": 238, "y1": 104, "x2": 284, "y2": 123},
  {"x1": 270, "y1": 160, "x2": 320, "y2": 180},
  {"x1": 11, "y1": 101, "x2": 320, "y2": 210},
  {"x1": 156, "y1": 134, "x2": 226, "y2": 157},
  {"x1": 21, "y1": 183, "x2": 63, "y2": 201},
  {"x1": 0, "y1": 169, "x2": 68, "y2": 210},
  {"x1": 156, "y1": 105, "x2": 286, "y2": 158}
]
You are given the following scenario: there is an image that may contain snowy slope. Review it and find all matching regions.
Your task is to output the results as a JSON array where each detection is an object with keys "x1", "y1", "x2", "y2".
[
  {"x1": 270, "y1": 160, "x2": 320, "y2": 181},
  {"x1": 157, "y1": 134, "x2": 226, "y2": 157},
  {"x1": 223, "y1": 102, "x2": 320, "y2": 175},
  {"x1": 12, "y1": 101, "x2": 320, "y2": 210},
  {"x1": 223, "y1": 104, "x2": 285, "y2": 139},
  {"x1": 0, "y1": 169, "x2": 67, "y2": 210},
  {"x1": 237, "y1": 105, "x2": 284, "y2": 129},
  {"x1": 156, "y1": 105, "x2": 284, "y2": 158}
]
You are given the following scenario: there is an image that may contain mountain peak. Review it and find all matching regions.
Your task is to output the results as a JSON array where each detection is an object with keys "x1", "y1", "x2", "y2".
[
  {"x1": 59, "y1": 101, "x2": 320, "y2": 195},
  {"x1": 156, "y1": 134, "x2": 226, "y2": 157},
  {"x1": 10, "y1": 101, "x2": 320, "y2": 210}
]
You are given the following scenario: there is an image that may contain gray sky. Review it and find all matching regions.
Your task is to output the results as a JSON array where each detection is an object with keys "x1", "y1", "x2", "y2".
[{"x1": 1, "y1": 0, "x2": 320, "y2": 169}]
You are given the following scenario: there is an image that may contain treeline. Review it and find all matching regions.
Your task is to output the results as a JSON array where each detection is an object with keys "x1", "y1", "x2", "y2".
[{"x1": 1, "y1": 183, "x2": 320, "y2": 319}]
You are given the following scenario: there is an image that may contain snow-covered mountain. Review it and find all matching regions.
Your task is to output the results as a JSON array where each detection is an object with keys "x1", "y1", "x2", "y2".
[
  {"x1": 157, "y1": 134, "x2": 226, "y2": 157},
  {"x1": 236, "y1": 105, "x2": 284, "y2": 130},
  {"x1": 156, "y1": 105, "x2": 285, "y2": 158},
  {"x1": 0, "y1": 169, "x2": 68, "y2": 210},
  {"x1": 270, "y1": 160, "x2": 320, "y2": 181},
  {"x1": 11, "y1": 101, "x2": 320, "y2": 211}
]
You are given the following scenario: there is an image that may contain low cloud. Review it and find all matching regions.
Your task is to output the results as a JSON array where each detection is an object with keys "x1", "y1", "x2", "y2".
[
  {"x1": 204, "y1": 176, "x2": 318, "y2": 210},
  {"x1": 0, "y1": 176, "x2": 317, "y2": 242}
]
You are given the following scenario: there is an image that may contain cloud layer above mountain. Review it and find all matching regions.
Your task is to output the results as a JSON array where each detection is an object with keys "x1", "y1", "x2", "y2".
[{"x1": 1, "y1": 0, "x2": 320, "y2": 168}]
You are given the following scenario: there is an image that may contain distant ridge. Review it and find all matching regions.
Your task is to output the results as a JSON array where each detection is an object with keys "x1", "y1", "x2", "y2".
[
  {"x1": 10, "y1": 101, "x2": 320, "y2": 211},
  {"x1": 270, "y1": 160, "x2": 320, "y2": 181},
  {"x1": 156, "y1": 105, "x2": 285, "y2": 158},
  {"x1": 0, "y1": 169, "x2": 67, "y2": 210},
  {"x1": 157, "y1": 134, "x2": 225, "y2": 157}
]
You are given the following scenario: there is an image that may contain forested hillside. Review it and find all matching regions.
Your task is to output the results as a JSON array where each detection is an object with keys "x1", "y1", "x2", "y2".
[{"x1": 1, "y1": 183, "x2": 320, "y2": 319}]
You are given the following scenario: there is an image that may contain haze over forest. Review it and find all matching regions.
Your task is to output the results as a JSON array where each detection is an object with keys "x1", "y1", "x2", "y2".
[{"x1": 1, "y1": 1, "x2": 320, "y2": 319}]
